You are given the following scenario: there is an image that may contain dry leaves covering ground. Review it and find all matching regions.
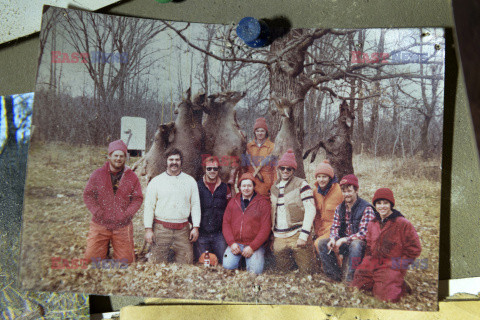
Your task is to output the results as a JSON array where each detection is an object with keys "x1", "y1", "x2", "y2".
[{"x1": 19, "y1": 142, "x2": 440, "y2": 311}]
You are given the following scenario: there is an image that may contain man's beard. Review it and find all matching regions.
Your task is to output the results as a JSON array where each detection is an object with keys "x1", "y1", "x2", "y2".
[
  {"x1": 345, "y1": 196, "x2": 354, "y2": 204},
  {"x1": 111, "y1": 160, "x2": 124, "y2": 169}
]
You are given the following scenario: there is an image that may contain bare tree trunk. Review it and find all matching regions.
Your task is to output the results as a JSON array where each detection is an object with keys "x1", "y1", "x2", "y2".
[
  {"x1": 366, "y1": 29, "x2": 386, "y2": 153},
  {"x1": 356, "y1": 84, "x2": 365, "y2": 153},
  {"x1": 267, "y1": 29, "x2": 316, "y2": 178}
]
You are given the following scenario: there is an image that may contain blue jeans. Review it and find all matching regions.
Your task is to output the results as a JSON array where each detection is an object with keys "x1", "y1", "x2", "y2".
[
  {"x1": 193, "y1": 232, "x2": 228, "y2": 264},
  {"x1": 222, "y1": 244, "x2": 265, "y2": 274},
  {"x1": 317, "y1": 238, "x2": 366, "y2": 282}
]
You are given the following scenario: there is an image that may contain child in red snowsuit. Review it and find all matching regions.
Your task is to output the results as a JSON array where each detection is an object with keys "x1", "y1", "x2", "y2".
[{"x1": 351, "y1": 188, "x2": 421, "y2": 302}]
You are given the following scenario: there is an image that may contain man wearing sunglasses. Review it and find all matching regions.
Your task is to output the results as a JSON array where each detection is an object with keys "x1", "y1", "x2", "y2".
[
  {"x1": 194, "y1": 156, "x2": 231, "y2": 264},
  {"x1": 270, "y1": 149, "x2": 316, "y2": 273}
]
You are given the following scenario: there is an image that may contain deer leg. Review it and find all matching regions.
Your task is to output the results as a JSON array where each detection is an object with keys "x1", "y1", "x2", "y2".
[
  {"x1": 227, "y1": 166, "x2": 240, "y2": 198},
  {"x1": 227, "y1": 166, "x2": 238, "y2": 186},
  {"x1": 131, "y1": 156, "x2": 145, "y2": 172},
  {"x1": 303, "y1": 141, "x2": 324, "y2": 163}
]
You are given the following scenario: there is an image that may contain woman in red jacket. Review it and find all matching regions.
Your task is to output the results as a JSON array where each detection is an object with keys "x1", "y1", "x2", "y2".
[
  {"x1": 351, "y1": 188, "x2": 421, "y2": 302},
  {"x1": 222, "y1": 172, "x2": 271, "y2": 274}
]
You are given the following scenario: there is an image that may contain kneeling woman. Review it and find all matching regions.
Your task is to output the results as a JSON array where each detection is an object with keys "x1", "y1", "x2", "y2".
[
  {"x1": 351, "y1": 188, "x2": 421, "y2": 302},
  {"x1": 222, "y1": 173, "x2": 271, "y2": 274}
]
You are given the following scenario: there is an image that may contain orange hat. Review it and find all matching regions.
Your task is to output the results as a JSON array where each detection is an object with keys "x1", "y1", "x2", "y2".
[
  {"x1": 253, "y1": 117, "x2": 268, "y2": 133},
  {"x1": 238, "y1": 172, "x2": 256, "y2": 187},
  {"x1": 315, "y1": 160, "x2": 334, "y2": 178},
  {"x1": 198, "y1": 252, "x2": 218, "y2": 266},
  {"x1": 277, "y1": 149, "x2": 297, "y2": 170}
]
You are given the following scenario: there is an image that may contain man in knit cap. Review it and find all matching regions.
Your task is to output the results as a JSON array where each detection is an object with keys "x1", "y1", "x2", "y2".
[
  {"x1": 351, "y1": 187, "x2": 421, "y2": 302},
  {"x1": 244, "y1": 117, "x2": 276, "y2": 196},
  {"x1": 270, "y1": 149, "x2": 316, "y2": 273},
  {"x1": 312, "y1": 160, "x2": 343, "y2": 240},
  {"x1": 144, "y1": 148, "x2": 201, "y2": 264},
  {"x1": 315, "y1": 174, "x2": 375, "y2": 282},
  {"x1": 84, "y1": 139, "x2": 143, "y2": 264}
]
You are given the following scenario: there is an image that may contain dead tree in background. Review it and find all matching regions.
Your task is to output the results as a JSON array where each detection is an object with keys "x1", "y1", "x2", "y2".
[
  {"x1": 61, "y1": 9, "x2": 166, "y2": 143},
  {"x1": 36, "y1": 8, "x2": 61, "y2": 82}
]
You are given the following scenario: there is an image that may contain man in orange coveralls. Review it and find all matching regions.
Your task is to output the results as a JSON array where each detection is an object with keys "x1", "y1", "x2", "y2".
[{"x1": 83, "y1": 140, "x2": 143, "y2": 264}]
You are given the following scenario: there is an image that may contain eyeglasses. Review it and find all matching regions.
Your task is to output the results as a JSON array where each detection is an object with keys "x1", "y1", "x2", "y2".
[
  {"x1": 279, "y1": 166, "x2": 293, "y2": 172},
  {"x1": 206, "y1": 167, "x2": 219, "y2": 172}
]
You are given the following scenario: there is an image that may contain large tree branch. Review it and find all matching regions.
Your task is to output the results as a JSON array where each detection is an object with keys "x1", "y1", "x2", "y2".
[
  {"x1": 266, "y1": 29, "x2": 353, "y2": 65},
  {"x1": 310, "y1": 65, "x2": 443, "y2": 87},
  {"x1": 314, "y1": 86, "x2": 380, "y2": 101},
  {"x1": 162, "y1": 21, "x2": 270, "y2": 65}
]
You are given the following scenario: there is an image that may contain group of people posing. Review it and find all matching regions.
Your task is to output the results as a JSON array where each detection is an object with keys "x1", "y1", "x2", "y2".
[{"x1": 83, "y1": 117, "x2": 422, "y2": 303}]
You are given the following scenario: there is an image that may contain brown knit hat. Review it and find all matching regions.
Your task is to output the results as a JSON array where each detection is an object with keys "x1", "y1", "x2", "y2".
[
  {"x1": 372, "y1": 188, "x2": 395, "y2": 207},
  {"x1": 238, "y1": 172, "x2": 256, "y2": 187},
  {"x1": 253, "y1": 117, "x2": 268, "y2": 134},
  {"x1": 315, "y1": 160, "x2": 334, "y2": 178},
  {"x1": 108, "y1": 139, "x2": 128, "y2": 156},
  {"x1": 339, "y1": 174, "x2": 359, "y2": 189},
  {"x1": 277, "y1": 149, "x2": 297, "y2": 170}
]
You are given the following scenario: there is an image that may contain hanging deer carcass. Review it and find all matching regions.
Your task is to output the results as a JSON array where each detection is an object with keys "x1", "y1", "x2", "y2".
[
  {"x1": 303, "y1": 100, "x2": 355, "y2": 180},
  {"x1": 270, "y1": 95, "x2": 306, "y2": 178},
  {"x1": 202, "y1": 91, "x2": 247, "y2": 189},
  {"x1": 167, "y1": 88, "x2": 207, "y2": 180},
  {"x1": 132, "y1": 121, "x2": 175, "y2": 183},
  {"x1": 133, "y1": 88, "x2": 207, "y2": 182}
]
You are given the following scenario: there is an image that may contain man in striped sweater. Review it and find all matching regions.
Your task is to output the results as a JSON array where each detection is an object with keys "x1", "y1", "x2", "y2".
[
  {"x1": 270, "y1": 149, "x2": 316, "y2": 274},
  {"x1": 144, "y1": 148, "x2": 201, "y2": 264}
]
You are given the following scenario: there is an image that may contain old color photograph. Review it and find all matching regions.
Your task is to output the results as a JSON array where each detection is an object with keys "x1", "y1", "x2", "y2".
[{"x1": 19, "y1": 6, "x2": 444, "y2": 310}]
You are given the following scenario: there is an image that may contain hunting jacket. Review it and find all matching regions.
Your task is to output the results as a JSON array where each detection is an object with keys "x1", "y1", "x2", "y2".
[{"x1": 84, "y1": 162, "x2": 143, "y2": 230}]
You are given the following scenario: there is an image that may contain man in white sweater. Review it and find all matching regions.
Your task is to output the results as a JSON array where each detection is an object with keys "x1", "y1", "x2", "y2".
[{"x1": 144, "y1": 148, "x2": 201, "y2": 264}]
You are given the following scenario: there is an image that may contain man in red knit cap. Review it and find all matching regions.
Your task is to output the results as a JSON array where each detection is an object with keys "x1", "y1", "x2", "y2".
[
  {"x1": 84, "y1": 139, "x2": 143, "y2": 265},
  {"x1": 270, "y1": 149, "x2": 316, "y2": 273},
  {"x1": 351, "y1": 188, "x2": 421, "y2": 302},
  {"x1": 315, "y1": 174, "x2": 375, "y2": 282}
]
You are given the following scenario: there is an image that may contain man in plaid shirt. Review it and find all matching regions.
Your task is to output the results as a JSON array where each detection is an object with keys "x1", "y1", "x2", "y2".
[{"x1": 315, "y1": 174, "x2": 375, "y2": 282}]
